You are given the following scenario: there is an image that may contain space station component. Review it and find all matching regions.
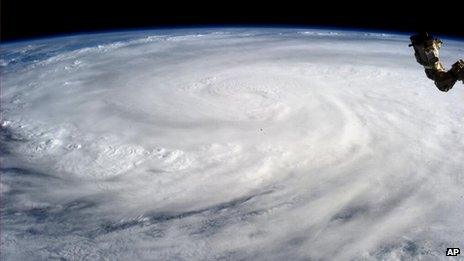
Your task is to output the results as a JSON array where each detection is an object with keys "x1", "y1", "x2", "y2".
[{"x1": 409, "y1": 32, "x2": 464, "y2": 92}]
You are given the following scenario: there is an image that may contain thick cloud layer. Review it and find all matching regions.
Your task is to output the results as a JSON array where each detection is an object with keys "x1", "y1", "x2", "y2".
[{"x1": 1, "y1": 29, "x2": 463, "y2": 260}]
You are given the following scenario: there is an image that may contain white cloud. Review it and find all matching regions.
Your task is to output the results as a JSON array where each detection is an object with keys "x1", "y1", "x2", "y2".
[{"x1": 1, "y1": 29, "x2": 463, "y2": 260}]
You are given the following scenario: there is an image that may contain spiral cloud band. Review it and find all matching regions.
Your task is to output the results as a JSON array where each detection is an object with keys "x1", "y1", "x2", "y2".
[{"x1": 1, "y1": 29, "x2": 463, "y2": 260}]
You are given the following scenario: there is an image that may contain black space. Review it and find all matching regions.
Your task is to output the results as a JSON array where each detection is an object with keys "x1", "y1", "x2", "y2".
[{"x1": 2, "y1": 0, "x2": 464, "y2": 42}]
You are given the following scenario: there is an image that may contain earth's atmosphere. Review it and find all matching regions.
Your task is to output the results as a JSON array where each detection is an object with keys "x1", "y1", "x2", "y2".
[{"x1": 1, "y1": 28, "x2": 463, "y2": 260}]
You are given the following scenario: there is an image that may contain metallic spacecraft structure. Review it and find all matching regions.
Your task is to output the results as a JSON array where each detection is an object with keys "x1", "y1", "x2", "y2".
[{"x1": 409, "y1": 32, "x2": 464, "y2": 92}]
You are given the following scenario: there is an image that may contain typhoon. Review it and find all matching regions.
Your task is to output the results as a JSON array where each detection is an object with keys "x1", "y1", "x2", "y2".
[{"x1": 1, "y1": 28, "x2": 463, "y2": 260}]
